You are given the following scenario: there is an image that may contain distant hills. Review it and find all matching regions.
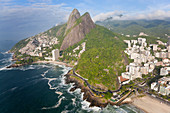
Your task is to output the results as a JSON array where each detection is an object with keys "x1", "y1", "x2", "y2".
[{"x1": 96, "y1": 19, "x2": 170, "y2": 38}]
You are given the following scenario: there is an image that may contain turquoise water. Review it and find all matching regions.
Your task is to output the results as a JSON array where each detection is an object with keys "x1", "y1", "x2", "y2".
[{"x1": 0, "y1": 52, "x2": 144, "y2": 113}]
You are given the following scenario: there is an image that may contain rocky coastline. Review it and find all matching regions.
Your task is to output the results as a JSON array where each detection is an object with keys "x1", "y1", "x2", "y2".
[
  {"x1": 64, "y1": 72, "x2": 132, "y2": 108},
  {"x1": 6, "y1": 63, "x2": 26, "y2": 68}
]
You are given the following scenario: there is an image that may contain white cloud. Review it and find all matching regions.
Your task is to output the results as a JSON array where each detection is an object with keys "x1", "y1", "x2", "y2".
[
  {"x1": 92, "y1": 11, "x2": 124, "y2": 22},
  {"x1": 123, "y1": 10, "x2": 170, "y2": 20},
  {"x1": 0, "y1": 1, "x2": 71, "y2": 40},
  {"x1": 93, "y1": 10, "x2": 170, "y2": 21}
]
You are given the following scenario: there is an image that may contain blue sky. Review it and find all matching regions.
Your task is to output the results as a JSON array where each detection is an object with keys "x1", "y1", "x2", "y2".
[{"x1": 0, "y1": 0, "x2": 170, "y2": 41}]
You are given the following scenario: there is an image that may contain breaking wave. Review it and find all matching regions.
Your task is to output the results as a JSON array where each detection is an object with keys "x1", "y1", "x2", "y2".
[{"x1": 42, "y1": 97, "x2": 65, "y2": 110}]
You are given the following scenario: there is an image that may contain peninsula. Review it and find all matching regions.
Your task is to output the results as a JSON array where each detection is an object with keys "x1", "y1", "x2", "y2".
[{"x1": 10, "y1": 8, "x2": 170, "y2": 112}]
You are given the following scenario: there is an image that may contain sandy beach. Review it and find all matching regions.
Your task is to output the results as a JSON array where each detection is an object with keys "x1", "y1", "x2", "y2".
[
  {"x1": 132, "y1": 95, "x2": 170, "y2": 113},
  {"x1": 34, "y1": 61, "x2": 73, "y2": 67}
]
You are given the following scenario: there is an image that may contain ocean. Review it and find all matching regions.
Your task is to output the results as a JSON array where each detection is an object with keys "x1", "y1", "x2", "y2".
[{"x1": 0, "y1": 51, "x2": 145, "y2": 113}]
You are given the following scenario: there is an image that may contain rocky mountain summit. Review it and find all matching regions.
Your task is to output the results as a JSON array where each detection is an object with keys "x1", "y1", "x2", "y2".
[
  {"x1": 60, "y1": 9, "x2": 96, "y2": 50},
  {"x1": 11, "y1": 9, "x2": 95, "y2": 55}
]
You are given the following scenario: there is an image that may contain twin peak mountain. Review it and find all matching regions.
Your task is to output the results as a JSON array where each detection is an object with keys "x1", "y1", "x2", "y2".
[
  {"x1": 60, "y1": 9, "x2": 95, "y2": 50},
  {"x1": 11, "y1": 9, "x2": 95, "y2": 55}
]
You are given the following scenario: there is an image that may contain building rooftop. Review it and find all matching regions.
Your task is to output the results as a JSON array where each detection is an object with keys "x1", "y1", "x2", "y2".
[{"x1": 119, "y1": 76, "x2": 129, "y2": 83}]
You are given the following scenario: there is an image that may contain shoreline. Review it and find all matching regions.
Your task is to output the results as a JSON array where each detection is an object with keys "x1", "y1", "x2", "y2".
[
  {"x1": 6, "y1": 60, "x2": 74, "y2": 68},
  {"x1": 6, "y1": 56, "x2": 170, "y2": 112},
  {"x1": 64, "y1": 71, "x2": 170, "y2": 112},
  {"x1": 33, "y1": 61, "x2": 74, "y2": 67},
  {"x1": 131, "y1": 94, "x2": 170, "y2": 113},
  {"x1": 64, "y1": 72, "x2": 134, "y2": 108}
]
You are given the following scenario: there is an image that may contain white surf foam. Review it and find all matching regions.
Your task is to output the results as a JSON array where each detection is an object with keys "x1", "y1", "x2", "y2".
[
  {"x1": 72, "y1": 98, "x2": 76, "y2": 105},
  {"x1": 67, "y1": 83, "x2": 75, "y2": 94},
  {"x1": 47, "y1": 78, "x2": 58, "y2": 90},
  {"x1": 59, "y1": 68, "x2": 72, "y2": 86},
  {"x1": 74, "y1": 88, "x2": 81, "y2": 94},
  {"x1": 115, "y1": 108, "x2": 127, "y2": 113},
  {"x1": 0, "y1": 87, "x2": 17, "y2": 96},
  {"x1": 10, "y1": 87, "x2": 17, "y2": 91},
  {"x1": 42, "y1": 96, "x2": 65, "y2": 110},
  {"x1": 61, "y1": 110, "x2": 69, "y2": 113},
  {"x1": 81, "y1": 99, "x2": 101, "y2": 112},
  {"x1": 18, "y1": 65, "x2": 36, "y2": 71},
  {"x1": 41, "y1": 70, "x2": 49, "y2": 77},
  {"x1": 0, "y1": 66, "x2": 14, "y2": 71},
  {"x1": 123, "y1": 105, "x2": 138, "y2": 113},
  {"x1": 55, "y1": 91, "x2": 63, "y2": 97}
]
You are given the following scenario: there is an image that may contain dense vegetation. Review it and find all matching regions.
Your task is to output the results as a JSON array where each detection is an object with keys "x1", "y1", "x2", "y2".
[
  {"x1": 73, "y1": 25, "x2": 128, "y2": 90},
  {"x1": 62, "y1": 24, "x2": 168, "y2": 91},
  {"x1": 10, "y1": 17, "x2": 169, "y2": 93},
  {"x1": 96, "y1": 20, "x2": 170, "y2": 38}
]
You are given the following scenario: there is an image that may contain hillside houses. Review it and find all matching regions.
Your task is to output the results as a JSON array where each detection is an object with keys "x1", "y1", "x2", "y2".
[{"x1": 19, "y1": 32, "x2": 59, "y2": 57}]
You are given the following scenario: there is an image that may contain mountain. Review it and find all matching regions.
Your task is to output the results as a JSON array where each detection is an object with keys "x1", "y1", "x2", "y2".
[
  {"x1": 10, "y1": 9, "x2": 168, "y2": 92},
  {"x1": 10, "y1": 9, "x2": 129, "y2": 90},
  {"x1": 96, "y1": 20, "x2": 170, "y2": 38},
  {"x1": 11, "y1": 9, "x2": 95, "y2": 54},
  {"x1": 60, "y1": 9, "x2": 95, "y2": 50}
]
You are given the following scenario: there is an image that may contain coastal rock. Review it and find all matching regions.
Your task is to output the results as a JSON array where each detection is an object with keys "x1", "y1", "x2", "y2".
[
  {"x1": 65, "y1": 73, "x2": 109, "y2": 108},
  {"x1": 69, "y1": 87, "x2": 77, "y2": 92},
  {"x1": 6, "y1": 64, "x2": 24, "y2": 68}
]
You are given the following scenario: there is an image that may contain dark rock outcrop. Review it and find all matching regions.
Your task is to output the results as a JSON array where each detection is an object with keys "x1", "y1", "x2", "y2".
[
  {"x1": 65, "y1": 73, "x2": 109, "y2": 108},
  {"x1": 6, "y1": 64, "x2": 24, "y2": 68},
  {"x1": 60, "y1": 9, "x2": 96, "y2": 50}
]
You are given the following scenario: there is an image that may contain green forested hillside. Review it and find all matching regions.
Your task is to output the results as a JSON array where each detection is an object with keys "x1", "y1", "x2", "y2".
[
  {"x1": 74, "y1": 25, "x2": 129, "y2": 90},
  {"x1": 96, "y1": 20, "x2": 170, "y2": 38},
  {"x1": 62, "y1": 24, "x2": 168, "y2": 91}
]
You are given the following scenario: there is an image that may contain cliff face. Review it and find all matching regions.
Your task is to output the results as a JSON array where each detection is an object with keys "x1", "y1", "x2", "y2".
[
  {"x1": 64, "y1": 9, "x2": 80, "y2": 35},
  {"x1": 60, "y1": 9, "x2": 96, "y2": 50}
]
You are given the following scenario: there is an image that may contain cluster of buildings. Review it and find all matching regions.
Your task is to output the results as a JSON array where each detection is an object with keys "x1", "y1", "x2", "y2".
[
  {"x1": 119, "y1": 38, "x2": 155, "y2": 84},
  {"x1": 151, "y1": 77, "x2": 170, "y2": 96},
  {"x1": 19, "y1": 33, "x2": 58, "y2": 57},
  {"x1": 44, "y1": 42, "x2": 86, "y2": 62},
  {"x1": 118, "y1": 37, "x2": 170, "y2": 86},
  {"x1": 68, "y1": 42, "x2": 86, "y2": 58}
]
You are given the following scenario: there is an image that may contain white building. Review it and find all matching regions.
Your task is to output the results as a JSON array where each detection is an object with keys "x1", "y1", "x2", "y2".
[
  {"x1": 160, "y1": 67, "x2": 170, "y2": 76},
  {"x1": 131, "y1": 53, "x2": 139, "y2": 59},
  {"x1": 152, "y1": 44, "x2": 158, "y2": 51},
  {"x1": 138, "y1": 38, "x2": 146, "y2": 45},
  {"x1": 52, "y1": 49, "x2": 59, "y2": 61},
  {"x1": 151, "y1": 82, "x2": 159, "y2": 91}
]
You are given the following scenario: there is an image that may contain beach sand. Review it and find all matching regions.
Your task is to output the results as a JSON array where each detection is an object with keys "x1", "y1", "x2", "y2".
[
  {"x1": 34, "y1": 61, "x2": 73, "y2": 67},
  {"x1": 132, "y1": 95, "x2": 170, "y2": 113}
]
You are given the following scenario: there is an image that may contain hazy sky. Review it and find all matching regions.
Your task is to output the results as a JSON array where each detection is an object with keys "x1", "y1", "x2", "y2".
[{"x1": 0, "y1": 0, "x2": 170, "y2": 41}]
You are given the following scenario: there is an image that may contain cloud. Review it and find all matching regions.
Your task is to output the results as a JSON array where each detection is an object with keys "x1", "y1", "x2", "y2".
[
  {"x1": 93, "y1": 10, "x2": 170, "y2": 22},
  {"x1": 0, "y1": 1, "x2": 71, "y2": 40},
  {"x1": 92, "y1": 11, "x2": 124, "y2": 22},
  {"x1": 123, "y1": 10, "x2": 170, "y2": 20}
]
